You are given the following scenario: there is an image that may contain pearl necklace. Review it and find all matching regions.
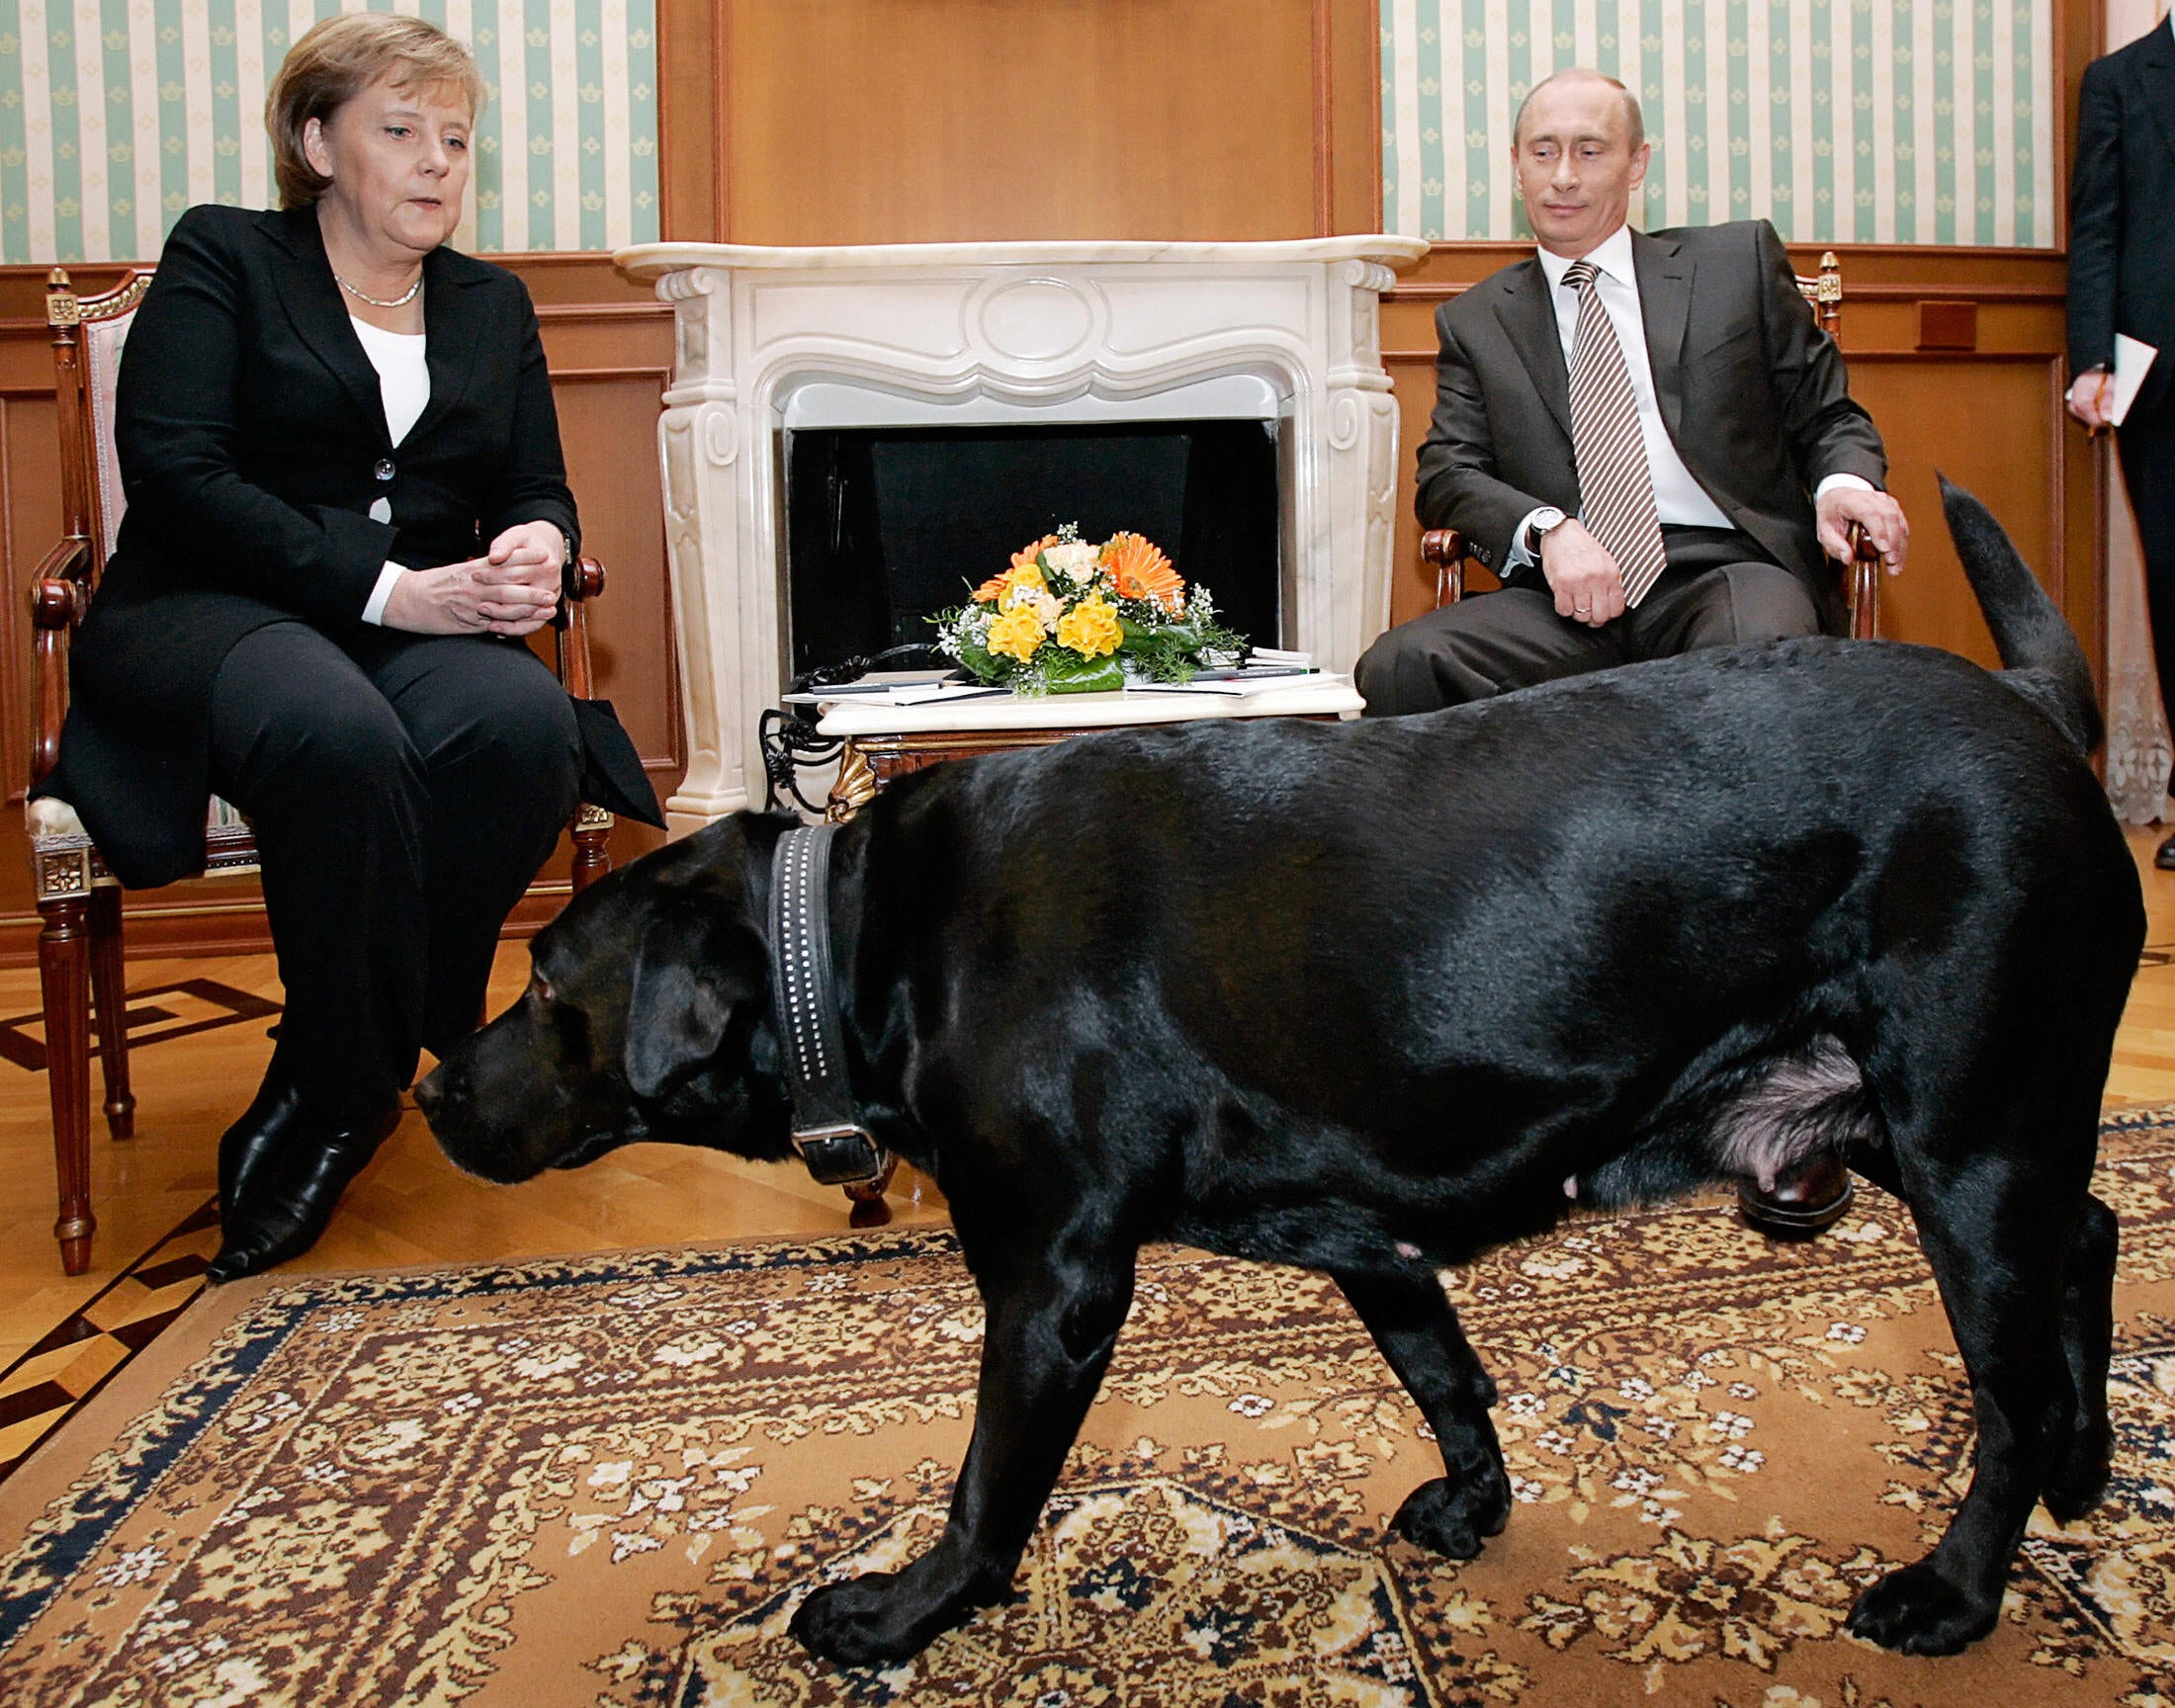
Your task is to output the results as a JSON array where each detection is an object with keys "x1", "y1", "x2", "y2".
[{"x1": 333, "y1": 270, "x2": 423, "y2": 309}]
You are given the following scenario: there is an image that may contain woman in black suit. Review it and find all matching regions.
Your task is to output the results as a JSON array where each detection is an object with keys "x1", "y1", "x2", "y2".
[{"x1": 42, "y1": 14, "x2": 658, "y2": 1279}]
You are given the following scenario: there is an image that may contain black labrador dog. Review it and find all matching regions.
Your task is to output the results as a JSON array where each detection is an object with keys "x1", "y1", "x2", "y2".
[{"x1": 419, "y1": 481, "x2": 2143, "y2": 1667}]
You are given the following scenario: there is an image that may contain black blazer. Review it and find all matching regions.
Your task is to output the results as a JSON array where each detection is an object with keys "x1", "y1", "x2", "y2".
[
  {"x1": 2068, "y1": 19, "x2": 2175, "y2": 420},
  {"x1": 45, "y1": 203, "x2": 658, "y2": 890},
  {"x1": 1414, "y1": 219, "x2": 1887, "y2": 635}
]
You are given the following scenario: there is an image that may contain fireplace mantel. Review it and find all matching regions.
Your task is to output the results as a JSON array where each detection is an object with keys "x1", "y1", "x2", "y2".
[{"x1": 616, "y1": 235, "x2": 1428, "y2": 834}]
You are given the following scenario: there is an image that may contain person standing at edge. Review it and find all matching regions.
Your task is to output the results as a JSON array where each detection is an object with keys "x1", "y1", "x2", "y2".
[
  {"x1": 1355, "y1": 67, "x2": 1910, "y2": 1238},
  {"x1": 2068, "y1": 12, "x2": 2175, "y2": 866}
]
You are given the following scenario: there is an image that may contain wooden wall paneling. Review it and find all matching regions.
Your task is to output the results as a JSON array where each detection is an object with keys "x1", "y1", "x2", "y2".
[
  {"x1": 658, "y1": 0, "x2": 724, "y2": 242},
  {"x1": 1324, "y1": 0, "x2": 1384, "y2": 235},
  {"x1": 1844, "y1": 354, "x2": 2069, "y2": 669},
  {"x1": 719, "y1": 0, "x2": 1323, "y2": 244}
]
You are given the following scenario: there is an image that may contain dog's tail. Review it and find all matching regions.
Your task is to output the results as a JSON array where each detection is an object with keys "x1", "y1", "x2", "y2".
[{"x1": 1940, "y1": 474, "x2": 2102, "y2": 753}]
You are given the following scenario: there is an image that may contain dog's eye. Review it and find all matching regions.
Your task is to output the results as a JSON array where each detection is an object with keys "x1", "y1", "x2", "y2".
[{"x1": 527, "y1": 973, "x2": 555, "y2": 1004}]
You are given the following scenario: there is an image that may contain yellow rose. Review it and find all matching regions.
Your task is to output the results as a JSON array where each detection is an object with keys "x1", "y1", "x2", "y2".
[
  {"x1": 1056, "y1": 594, "x2": 1123, "y2": 658},
  {"x1": 1007, "y1": 560, "x2": 1048, "y2": 591},
  {"x1": 987, "y1": 606, "x2": 1046, "y2": 662}
]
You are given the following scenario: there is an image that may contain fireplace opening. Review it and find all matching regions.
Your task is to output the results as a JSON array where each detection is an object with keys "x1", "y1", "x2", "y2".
[{"x1": 781, "y1": 419, "x2": 1281, "y2": 680}]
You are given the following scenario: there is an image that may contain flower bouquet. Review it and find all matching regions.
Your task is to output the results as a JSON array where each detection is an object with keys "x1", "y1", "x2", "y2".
[{"x1": 932, "y1": 525, "x2": 1246, "y2": 695}]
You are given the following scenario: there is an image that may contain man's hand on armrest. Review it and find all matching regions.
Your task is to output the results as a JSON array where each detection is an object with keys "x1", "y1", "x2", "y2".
[
  {"x1": 1815, "y1": 481, "x2": 1909, "y2": 574},
  {"x1": 1539, "y1": 521, "x2": 1627, "y2": 628}
]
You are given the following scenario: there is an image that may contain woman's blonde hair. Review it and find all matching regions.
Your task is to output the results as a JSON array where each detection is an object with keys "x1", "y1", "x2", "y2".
[{"x1": 266, "y1": 13, "x2": 485, "y2": 209}]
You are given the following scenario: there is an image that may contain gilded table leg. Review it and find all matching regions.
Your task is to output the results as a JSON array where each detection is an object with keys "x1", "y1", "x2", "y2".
[{"x1": 826, "y1": 741, "x2": 878, "y2": 824}]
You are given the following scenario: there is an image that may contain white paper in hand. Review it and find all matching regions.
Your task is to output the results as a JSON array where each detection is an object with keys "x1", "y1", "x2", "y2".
[{"x1": 2112, "y1": 334, "x2": 2159, "y2": 428}]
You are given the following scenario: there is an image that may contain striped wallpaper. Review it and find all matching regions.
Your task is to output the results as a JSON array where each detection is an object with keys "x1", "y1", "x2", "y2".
[
  {"x1": 0, "y1": 0, "x2": 657, "y2": 264},
  {"x1": 1382, "y1": 0, "x2": 2058, "y2": 247}
]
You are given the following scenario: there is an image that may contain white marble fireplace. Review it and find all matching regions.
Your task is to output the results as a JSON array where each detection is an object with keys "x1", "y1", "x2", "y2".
[{"x1": 614, "y1": 236, "x2": 1428, "y2": 834}]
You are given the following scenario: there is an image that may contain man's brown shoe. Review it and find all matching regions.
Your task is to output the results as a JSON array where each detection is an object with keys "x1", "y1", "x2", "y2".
[{"x1": 1737, "y1": 1149, "x2": 1854, "y2": 1238}]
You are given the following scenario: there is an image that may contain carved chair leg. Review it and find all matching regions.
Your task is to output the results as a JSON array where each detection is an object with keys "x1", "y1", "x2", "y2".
[
  {"x1": 88, "y1": 885, "x2": 134, "y2": 1140},
  {"x1": 569, "y1": 806, "x2": 614, "y2": 896},
  {"x1": 841, "y1": 1152, "x2": 899, "y2": 1229},
  {"x1": 39, "y1": 894, "x2": 95, "y2": 1275}
]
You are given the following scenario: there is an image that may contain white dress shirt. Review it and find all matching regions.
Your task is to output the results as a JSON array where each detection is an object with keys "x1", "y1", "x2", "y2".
[
  {"x1": 1507, "y1": 222, "x2": 1869, "y2": 575},
  {"x1": 349, "y1": 314, "x2": 431, "y2": 626}
]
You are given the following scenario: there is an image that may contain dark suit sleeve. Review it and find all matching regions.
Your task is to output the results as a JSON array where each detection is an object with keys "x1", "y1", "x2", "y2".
[
  {"x1": 1754, "y1": 220, "x2": 1886, "y2": 490},
  {"x1": 2067, "y1": 58, "x2": 2122, "y2": 377},
  {"x1": 1414, "y1": 304, "x2": 1547, "y2": 566},
  {"x1": 481, "y1": 281, "x2": 579, "y2": 562},
  {"x1": 114, "y1": 207, "x2": 394, "y2": 630}
]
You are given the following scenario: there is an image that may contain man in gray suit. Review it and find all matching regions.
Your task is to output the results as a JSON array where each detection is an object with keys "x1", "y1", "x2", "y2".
[
  {"x1": 1357, "y1": 69, "x2": 1909, "y2": 717},
  {"x1": 1357, "y1": 69, "x2": 1910, "y2": 1236}
]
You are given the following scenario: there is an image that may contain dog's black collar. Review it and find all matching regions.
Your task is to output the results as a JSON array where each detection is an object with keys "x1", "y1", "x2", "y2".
[{"x1": 767, "y1": 823, "x2": 889, "y2": 1187}]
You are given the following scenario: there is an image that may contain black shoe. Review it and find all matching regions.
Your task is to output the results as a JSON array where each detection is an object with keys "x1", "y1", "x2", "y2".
[
  {"x1": 1737, "y1": 1149, "x2": 1855, "y2": 1238},
  {"x1": 2155, "y1": 831, "x2": 2175, "y2": 872},
  {"x1": 208, "y1": 1102, "x2": 401, "y2": 1282},
  {"x1": 218, "y1": 1077, "x2": 305, "y2": 1220}
]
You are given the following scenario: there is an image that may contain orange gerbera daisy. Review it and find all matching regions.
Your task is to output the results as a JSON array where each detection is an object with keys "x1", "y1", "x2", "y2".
[
  {"x1": 1011, "y1": 533, "x2": 1062, "y2": 574},
  {"x1": 974, "y1": 535, "x2": 1063, "y2": 603},
  {"x1": 1101, "y1": 533, "x2": 1183, "y2": 609}
]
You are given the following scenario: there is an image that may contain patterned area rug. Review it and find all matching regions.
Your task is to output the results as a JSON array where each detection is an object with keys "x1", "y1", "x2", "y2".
[{"x1": 7, "y1": 1117, "x2": 2175, "y2": 1707}]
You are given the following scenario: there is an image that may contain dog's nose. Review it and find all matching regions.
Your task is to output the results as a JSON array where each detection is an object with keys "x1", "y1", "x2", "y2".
[{"x1": 413, "y1": 1068, "x2": 444, "y2": 1120}]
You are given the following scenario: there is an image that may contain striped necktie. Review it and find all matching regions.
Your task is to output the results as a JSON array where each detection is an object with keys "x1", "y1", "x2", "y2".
[{"x1": 1562, "y1": 258, "x2": 1669, "y2": 608}]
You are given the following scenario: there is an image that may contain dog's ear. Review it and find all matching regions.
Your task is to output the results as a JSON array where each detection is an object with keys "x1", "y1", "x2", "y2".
[{"x1": 623, "y1": 910, "x2": 740, "y2": 1100}]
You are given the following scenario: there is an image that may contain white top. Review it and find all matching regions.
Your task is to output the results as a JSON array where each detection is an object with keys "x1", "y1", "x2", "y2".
[
  {"x1": 614, "y1": 235, "x2": 1431, "y2": 278},
  {"x1": 1506, "y1": 223, "x2": 1869, "y2": 575},
  {"x1": 348, "y1": 315, "x2": 430, "y2": 625},
  {"x1": 815, "y1": 676, "x2": 1363, "y2": 737}
]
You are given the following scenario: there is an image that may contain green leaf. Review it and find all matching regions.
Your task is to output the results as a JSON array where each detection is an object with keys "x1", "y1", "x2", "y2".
[
  {"x1": 954, "y1": 635, "x2": 1008, "y2": 685},
  {"x1": 1041, "y1": 651, "x2": 1125, "y2": 694}
]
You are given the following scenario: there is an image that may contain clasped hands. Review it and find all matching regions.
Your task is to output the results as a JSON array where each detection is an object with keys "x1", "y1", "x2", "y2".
[
  {"x1": 1538, "y1": 487, "x2": 1909, "y2": 631},
  {"x1": 383, "y1": 520, "x2": 566, "y2": 638}
]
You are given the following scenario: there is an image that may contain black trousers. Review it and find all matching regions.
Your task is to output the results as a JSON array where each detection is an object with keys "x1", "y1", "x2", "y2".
[
  {"x1": 1356, "y1": 527, "x2": 1822, "y2": 717},
  {"x1": 207, "y1": 624, "x2": 581, "y2": 1123},
  {"x1": 2121, "y1": 403, "x2": 2175, "y2": 730}
]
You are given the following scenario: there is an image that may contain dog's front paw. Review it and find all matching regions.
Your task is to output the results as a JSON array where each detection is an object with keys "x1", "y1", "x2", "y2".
[
  {"x1": 791, "y1": 1561, "x2": 1000, "y2": 1668},
  {"x1": 1389, "y1": 1471, "x2": 1511, "y2": 1560},
  {"x1": 791, "y1": 1574, "x2": 935, "y2": 1668},
  {"x1": 1846, "y1": 1560, "x2": 1999, "y2": 1655}
]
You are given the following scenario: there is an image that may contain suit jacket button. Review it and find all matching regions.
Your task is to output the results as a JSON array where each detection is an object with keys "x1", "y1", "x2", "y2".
[{"x1": 374, "y1": 459, "x2": 395, "y2": 481}]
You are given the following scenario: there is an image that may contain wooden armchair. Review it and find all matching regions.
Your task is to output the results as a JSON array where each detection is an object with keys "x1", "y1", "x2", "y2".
[
  {"x1": 28, "y1": 265, "x2": 618, "y2": 1276},
  {"x1": 1419, "y1": 251, "x2": 1883, "y2": 639}
]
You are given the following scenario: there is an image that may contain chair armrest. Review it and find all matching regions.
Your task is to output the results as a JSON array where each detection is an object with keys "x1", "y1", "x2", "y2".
[
  {"x1": 1420, "y1": 528, "x2": 1466, "y2": 609},
  {"x1": 566, "y1": 554, "x2": 605, "y2": 602},
  {"x1": 1842, "y1": 519, "x2": 1881, "y2": 640},
  {"x1": 32, "y1": 536, "x2": 93, "y2": 609},
  {"x1": 555, "y1": 555, "x2": 605, "y2": 700},
  {"x1": 29, "y1": 536, "x2": 93, "y2": 786}
]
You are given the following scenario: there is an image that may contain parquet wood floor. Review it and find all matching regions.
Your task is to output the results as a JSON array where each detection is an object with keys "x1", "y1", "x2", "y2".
[
  {"x1": 5, "y1": 823, "x2": 2174, "y2": 1448},
  {"x1": 0, "y1": 939, "x2": 947, "y2": 1377}
]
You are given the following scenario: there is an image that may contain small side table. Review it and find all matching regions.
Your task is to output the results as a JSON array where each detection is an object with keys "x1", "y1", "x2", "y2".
[{"x1": 817, "y1": 676, "x2": 1366, "y2": 820}]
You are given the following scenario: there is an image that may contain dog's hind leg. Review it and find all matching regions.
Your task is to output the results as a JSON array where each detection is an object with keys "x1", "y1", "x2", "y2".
[
  {"x1": 1845, "y1": 1091, "x2": 2105, "y2": 1656},
  {"x1": 2044, "y1": 1190, "x2": 2119, "y2": 1522},
  {"x1": 1335, "y1": 1268, "x2": 1512, "y2": 1558},
  {"x1": 790, "y1": 1236, "x2": 1139, "y2": 1667}
]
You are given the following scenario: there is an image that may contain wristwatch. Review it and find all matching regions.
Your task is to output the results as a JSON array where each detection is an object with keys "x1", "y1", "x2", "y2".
[{"x1": 1525, "y1": 506, "x2": 1571, "y2": 555}]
